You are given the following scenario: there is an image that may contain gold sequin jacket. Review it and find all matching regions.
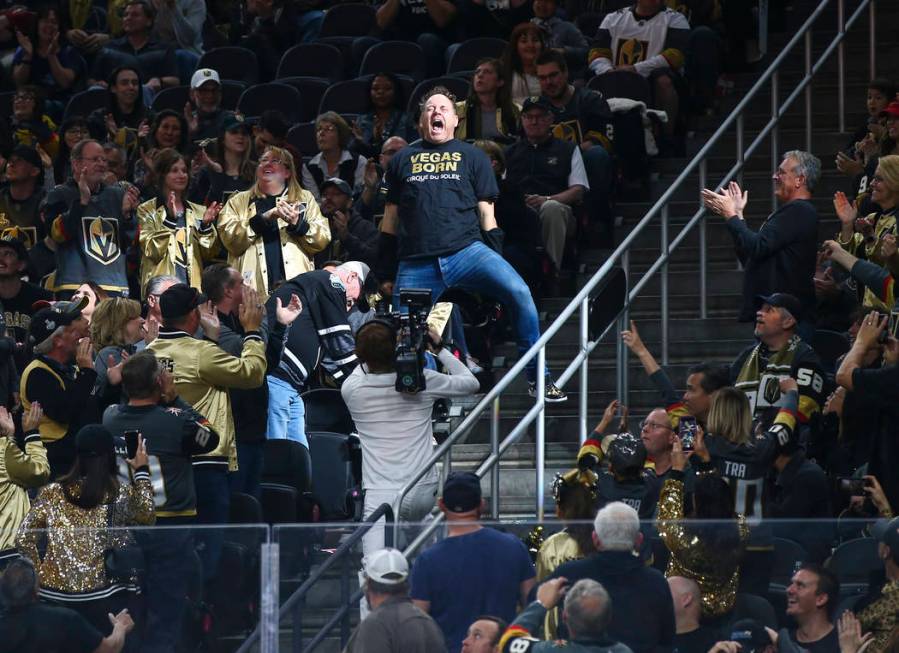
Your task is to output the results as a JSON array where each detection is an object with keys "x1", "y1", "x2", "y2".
[
  {"x1": 857, "y1": 579, "x2": 899, "y2": 653},
  {"x1": 657, "y1": 475, "x2": 749, "y2": 617},
  {"x1": 16, "y1": 474, "x2": 155, "y2": 598},
  {"x1": 536, "y1": 530, "x2": 589, "y2": 640}
]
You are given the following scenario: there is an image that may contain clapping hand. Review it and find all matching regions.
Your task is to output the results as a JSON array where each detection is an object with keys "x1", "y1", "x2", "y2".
[
  {"x1": 198, "y1": 301, "x2": 220, "y2": 341},
  {"x1": 275, "y1": 293, "x2": 302, "y2": 325},
  {"x1": 106, "y1": 351, "x2": 130, "y2": 386},
  {"x1": 122, "y1": 184, "x2": 140, "y2": 214},
  {"x1": 22, "y1": 402, "x2": 43, "y2": 433},
  {"x1": 202, "y1": 201, "x2": 222, "y2": 226},
  {"x1": 0, "y1": 406, "x2": 14, "y2": 437}
]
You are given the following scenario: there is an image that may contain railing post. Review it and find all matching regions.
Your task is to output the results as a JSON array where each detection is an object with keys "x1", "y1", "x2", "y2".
[
  {"x1": 660, "y1": 204, "x2": 669, "y2": 365},
  {"x1": 579, "y1": 297, "x2": 589, "y2": 445},
  {"x1": 736, "y1": 113, "x2": 744, "y2": 187},
  {"x1": 535, "y1": 347, "x2": 546, "y2": 521},
  {"x1": 869, "y1": 0, "x2": 876, "y2": 79},
  {"x1": 490, "y1": 396, "x2": 500, "y2": 519},
  {"x1": 261, "y1": 541, "x2": 279, "y2": 653},
  {"x1": 616, "y1": 250, "x2": 630, "y2": 407},
  {"x1": 771, "y1": 70, "x2": 779, "y2": 213},
  {"x1": 698, "y1": 159, "x2": 707, "y2": 319},
  {"x1": 837, "y1": 0, "x2": 845, "y2": 133},
  {"x1": 805, "y1": 30, "x2": 812, "y2": 151},
  {"x1": 340, "y1": 552, "x2": 350, "y2": 647}
]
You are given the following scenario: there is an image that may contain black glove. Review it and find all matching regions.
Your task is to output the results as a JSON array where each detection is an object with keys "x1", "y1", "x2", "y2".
[{"x1": 482, "y1": 227, "x2": 505, "y2": 256}]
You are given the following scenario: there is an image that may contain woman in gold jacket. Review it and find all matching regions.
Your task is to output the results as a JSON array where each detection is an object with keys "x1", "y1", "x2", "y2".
[
  {"x1": 138, "y1": 148, "x2": 221, "y2": 298},
  {"x1": 218, "y1": 145, "x2": 330, "y2": 295}
]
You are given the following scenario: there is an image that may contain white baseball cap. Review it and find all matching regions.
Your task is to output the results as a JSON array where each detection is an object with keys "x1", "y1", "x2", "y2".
[
  {"x1": 362, "y1": 548, "x2": 408, "y2": 585},
  {"x1": 190, "y1": 68, "x2": 221, "y2": 89},
  {"x1": 338, "y1": 261, "x2": 370, "y2": 283}
]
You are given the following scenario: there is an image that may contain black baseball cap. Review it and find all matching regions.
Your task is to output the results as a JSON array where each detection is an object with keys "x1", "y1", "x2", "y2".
[
  {"x1": 9, "y1": 145, "x2": 41, "y2": 170},
  {"x1": 729, "y1": 619, "x2": 772, "y2": 653},
  {"x1": 321, "y1": 177, "x2": 352, "y2": 197},
  {"x1": 520, "y1": 96, "x2": 553, "y2": 115},
  {"x1": 76, "y1": 424, "x2": 115, "y2": 458},
  {"x1": 0, "y1": 229, "x2": 29, "y2": 261},
  {"x1": 160, "y1": 284, "x2": 206, "y2": 320},
  {"x1": 28, "y1": 295, "x2": 89, "y2": 347},
  {"x1": 608, "y1": 433, "x2": 646, "y2": 474},
  {"x1": 442, "y1": 472, "x2": 482, "y2": 513},
  {"x1": 221, "y1": 112, "x2": 251, "y2": 134},
  {"x1": 755, "y1": 293, "x2": 802, "y2": 321}
]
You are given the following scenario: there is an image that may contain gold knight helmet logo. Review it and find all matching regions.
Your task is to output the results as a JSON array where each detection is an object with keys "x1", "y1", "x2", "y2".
[
  {"x1": 616, "y1": 38, "x2": 650, "y2": 66},
  {"x1": 82, "y1": 216, "x2": 120, "y2": 265},
  {"x1": 763, "y1": 377, "x2": 781, "y2": 406}
]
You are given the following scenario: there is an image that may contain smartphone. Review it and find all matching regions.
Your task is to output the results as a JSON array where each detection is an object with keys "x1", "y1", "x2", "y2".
[
  {"x1": 124, "y1": 430, "x2": 141, "y2": 459},
  {"x1": 678, "y1": 416, "x2": 698, "y2": 452},
  {"x1": 838, "y1": 477, "x2": 868, "y2": 495}
]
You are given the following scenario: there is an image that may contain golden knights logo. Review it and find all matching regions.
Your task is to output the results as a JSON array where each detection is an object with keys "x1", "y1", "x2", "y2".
[
  {"x1": 616, "y1": 39, "x2": 650, "y2": 66},
  {"x1": 552, "y1": 119, "x2": 583, "y2": 144},
  {"x1": 762, "y1": 376, "x2": 781, "y2": 406},
  {"x1": 1, "y1": 226, "x2": 38, "y2": 250},
  {"x1": 82, "y1": 216, "x2": 120, "y2": 265}
]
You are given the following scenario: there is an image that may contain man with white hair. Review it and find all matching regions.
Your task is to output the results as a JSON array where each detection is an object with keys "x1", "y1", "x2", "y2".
[
  {"x1": 668, "y1": 577, "x2": 718, "y2": 653},
  {"x1": 546, "y1": 502, "x2": 675, "y2": 653},
  {"x1": 498, "y1": 577, "x2": 633, "y2": 653}
]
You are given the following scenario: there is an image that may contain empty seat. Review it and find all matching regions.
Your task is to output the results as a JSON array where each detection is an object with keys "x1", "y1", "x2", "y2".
[
  {"x1": 307, "y1": 431, "x2": 362, "y2": 521},
  {"x1": 229, "y1": 492, "x2": 263, "y2": 524},
  {"x1": 587, "y1": 70, "x2": 651, "y2": 104},
  {"x1": 826, "y1": 537, "x2": 880, "y2": 589},
  {"x1": 259, "y1": 483, "x2": 298, "y2": 524},
  {"x1": 278, "y1": 77, "x2": 329, "y2": 122},
  {"x1": 407, "y1": 76, "x2": 472, "y2": 118},
  {"x1": 287, "y1": 121, "x2": 317, "y2": 155},
  {"x1": 237, "y1": 82, "x2": 302, "y2": 122},
  {"x1": 151, "y1": 85, "x2": 190, "y2": 113},
  {"x1": 63, "y1": 87, "x2": 109, "y2": 120},
  {"x1": 319, "y1": 3, "x2": 376, "y2": 37},
  {"x1": 276, "y1": 43, "x2": 344, "y2": 83},
  {"x1": 262, "y1": 439, "x2": 313, "y2": 495},
  {"x1": 770, "y1": 537, "x2": 809, "y2": 589},
  {"x1": 220, "y1": 80, "x2": 246, "y2": 111},
  {"x1": 198, "y1": 46, "x2": 259, "y2": 86},
  {"x1": 728, "y1": 593, "x2": 778, "y2": 631},
  {"x1": 446, "y1": 37, "x2": 507, "y2": 74},
  {"x1": 360, "y1": 41, "x2": 426, "y2": 82}
]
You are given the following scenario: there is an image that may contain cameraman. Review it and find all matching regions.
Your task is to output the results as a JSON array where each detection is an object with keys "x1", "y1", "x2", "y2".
[{"x1": 341, "y1": 318, "x2": 479, "y2": 557}]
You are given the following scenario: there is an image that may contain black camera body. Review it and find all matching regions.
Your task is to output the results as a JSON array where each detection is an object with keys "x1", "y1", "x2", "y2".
[{"x1": 375, "y1": 288, "x2": 432, "y2": 394}]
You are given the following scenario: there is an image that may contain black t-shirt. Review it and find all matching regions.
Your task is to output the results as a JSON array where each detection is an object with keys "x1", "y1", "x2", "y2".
[
  {"x1": 385, "y1": 138, "x2": 498, "y2": 259},
  {"x1": 0, "y1": 282, "x2": 53, "y2": 371},
  {"x1": 673, "y1": 626, "x2": 719, "y2": 653},
  {"x1": 786, "y1": 627, "x2": 840, "y2": 653},
  {"x1": 0, "y1": 603, "x2": 103, "y2": 653},
  {"x1": 547, "y1": 87, "x2": 612, "y2": 146},
  {"x1": 851, "y1": 364, "x2": 899, "y2": 511},
  {"x1": 388, "y1": 0, "x2": 454, "y2": 36}
]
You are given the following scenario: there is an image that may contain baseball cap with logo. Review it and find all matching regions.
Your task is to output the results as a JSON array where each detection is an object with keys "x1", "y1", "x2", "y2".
[
  {"x1": 321, "y1": 177, "x2": 353, "y2": 197},
  {"x1": 729, "y1": 619, "x2": 773, "y2": 653},
  {"x1": 28, "y1": 295, "x2": 89, "y2": 347},
  {"x1": 191, "y1": 68, "x2": 221, "y2": 89},
  {"x1": 442, "y1": 472, "x2": 482, "y2": 513},
  {"x1": 0, "y1": 229, "x2": 30, "y2": 261},
  {"x1": 362, "y1": 548, "x2": 409, "y2": 585},
  {"x1": 521, "y1": 96, "x2": 553, "y2": 114},
  {"x1": 755, "y1": 293, "x2": 802, "y2": 322},
  {"x1": 607, "y1": 433, "x2": 647, "y2": 475}
]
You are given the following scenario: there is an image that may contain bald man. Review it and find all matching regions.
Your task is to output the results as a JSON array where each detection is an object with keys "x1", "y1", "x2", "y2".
[{"x1": 669, "y1": 576, "x2": 718, "y2": 653}]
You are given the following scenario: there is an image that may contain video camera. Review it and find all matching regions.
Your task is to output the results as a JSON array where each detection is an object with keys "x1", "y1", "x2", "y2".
[{"x1": 374, "y1": 288, "x2": 433, "y2": 394}]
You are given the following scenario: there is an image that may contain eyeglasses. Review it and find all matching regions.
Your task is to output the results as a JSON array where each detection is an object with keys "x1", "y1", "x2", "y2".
[
  {"x1": 316, "y1": 125, "x2": 337, "y2": 134},
  {"x1": 258, "y1": 158, "x2": 283, "y2": 166},
  {"x1": 640, "y1": 420, "x2": 673, "y2": 432}
]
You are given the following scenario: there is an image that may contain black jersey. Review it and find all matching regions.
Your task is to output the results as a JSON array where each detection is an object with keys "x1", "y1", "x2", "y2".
[
  {"x1": 104, "y1": 399, "x2": 219, "y2": 519},
  {"x1": 597, "y1": 471, "x2": 659, "y2": 519},
  {"x1": 703, "y1": 432, "x2": 779, "y2": 525}
]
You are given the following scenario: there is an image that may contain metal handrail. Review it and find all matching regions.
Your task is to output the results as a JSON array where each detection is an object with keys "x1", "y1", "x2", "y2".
[
  {"x1": 392, "y1": 0, "x2": 876, "y2": 538},
  {"x1": 237, "y1": 502, "x2": 394, "y2": 653}
]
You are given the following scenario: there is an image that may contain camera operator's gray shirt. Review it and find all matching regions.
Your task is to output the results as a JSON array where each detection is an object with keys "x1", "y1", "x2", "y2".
[{"x1": 341, "y1": 348, "x2": 479, "y2": 491}]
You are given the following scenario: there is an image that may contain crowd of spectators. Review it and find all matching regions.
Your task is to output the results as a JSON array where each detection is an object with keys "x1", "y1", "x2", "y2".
[{"x1": 0, "y1": 1, "x2": 897, "y2": 652}]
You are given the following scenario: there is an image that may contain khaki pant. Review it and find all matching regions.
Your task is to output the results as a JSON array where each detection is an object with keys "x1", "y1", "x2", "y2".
[{"x1": 539, "y1": 200, "x2": 575, "y2": 270}]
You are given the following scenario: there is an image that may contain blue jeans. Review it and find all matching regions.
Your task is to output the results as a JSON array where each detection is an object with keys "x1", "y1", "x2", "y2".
[
  {"x1": 395, "y1": 241, "x2": 545, "y2": 382},
  {"x1": 266, "y1": 375, "x2": 307, "y2": 448},
  {"x1": 193, "y1": 467, "x2": 230, "y2": 582}
]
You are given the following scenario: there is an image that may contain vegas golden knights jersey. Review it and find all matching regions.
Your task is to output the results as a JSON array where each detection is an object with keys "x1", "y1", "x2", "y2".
[{"x1": 589, "y1": 6, "x2": 690, "y2": 77}]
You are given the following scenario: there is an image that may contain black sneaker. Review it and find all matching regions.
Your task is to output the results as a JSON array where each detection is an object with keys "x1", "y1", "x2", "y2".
[{"x1": 528, "y1": 380, "x2": 568, "y2": 402}]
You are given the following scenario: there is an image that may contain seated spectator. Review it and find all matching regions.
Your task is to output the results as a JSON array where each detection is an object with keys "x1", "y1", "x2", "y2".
[
  {"x1": 61, "y1": 0, "x2": 124, "y2": 57},
  {"x1": 313, "y1": 177, "x2": 378, "y2": 268},
  {"x1": 54, "y1": 116, "x2": 90, "y2": 183},
  {"x1": 89, "y1": 297, "x2": 142, "y2": 408},
  {"x1": 0, "y1": 403, "x2": 47, "y2": 570},
  {"x1": 535, "y1": 466, "x2": 599, "y2": 638},
  {"x1": 776, "y1": 564, "x2": 841, "y2": 653},
  {"x1": 133, "y1": 109, "x2": 190, "y2": 189},
  {"x1": 20, "y1": 298, "x2": 99, "y2": 478},
  {"x1": 42, "y1": 138, "x2": 141, "y2": 297},
  {"x1": 357, "y1": 135, "x2": 407, "y2": 224},
  {"x1": 345, "y1": 548, "x2": 447, "y2": 653},
  {"x1": 10, "y1": 86, "x2": 59, "y2": 159},
  {"x1": 90, "y1": 0, "x2": 179, "y2": 101},
  {"x1": 833, "y1": 155, "x2": 899, "y2": 312},
  {"x1": 0, "y1": 557, "x2": 135, "y2": 653},
  {"x1": 17, "y1": 424, "x2": 153, "y2": 641},
  {"x1": 301, "y1": 112, "x2": 367, "y2": 202},
  {"x1": 87, "y1": 66, "x2": 151, "y2": 163},
  {"x1": 252, "y1": 110, "x2": 301, "y2": 166},
  {"x1": 218, "y1": 146, "x2": 330, "y2": 295},
  {"x1": 711, "y1": 619, "x2": 775, "y2": 653},
  {"x1": 669, "y1": 576, "x2": 720, "y2": 653},
  {"x1": 190, "y1": 114, "x2": 256, "y2": 206},
  {"x1": 461, "y1": 617, "x2": 506, "y2": 653},
  {"x1": 658, "y1": 450, "x2": 749, "y2": 620},
  {"x1": 498, "y1": 577, "x2": 630, "y2": 653},
  {"x1": 837, "y1": 78, "x2": 896, "y2": 179},
  {"x1": 547, "y1": 502, "x2": 675, "y2": 653},
  {"x1": 531, "y1": 0, "x2": 588, "y2": 57},
  {"x1": 137, "y1": 148, "x2": 221, "y2": 296},
  {"x1": 502, "y1": 23, "x2": 546, "y2": 105},
  {"x1": 351, "y1": 73, "x2": 413, "y2": 160},
  {"x1": 851, "y1": 516, "x2": 899, "y2": 653},
  {"x1": 411, "y1": 472, "x2": 536, "y2": 653},
  {"x1": 456, "y1": 59, "x2": 521, "y2": 144},
  {"x1": 185, "y1": 68, "x2": 232, "y2": 142},
  {"x1": 0, "y1": 233, "x2": 53, "y2": 370},
  {"x1": 370, "y1": 0, "x2": 459, "y2": 78},
  {"x1": 102, "y1": 142, "x2": 129, "y2": 185},
  {"x1": 588, "y1": 0, "x2": 690, "y2": 149},
  {"x1": 504, "y1": 96, "x2": 588, "y2": 286},
  {"x1": 0, "y1": 146, "x2": 49, "y2": 247},
  {"x1": 148, "y1": 0, "x2": 205, "y2": 85},
  {"x1": 11, "y1": 6, "x2": 83, "y2": 109}
]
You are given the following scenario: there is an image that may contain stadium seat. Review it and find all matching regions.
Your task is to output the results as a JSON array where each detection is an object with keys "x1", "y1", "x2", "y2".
[
  {"x1": 277, "y1": 77, "x2": 329, "y2": 122},
  {"x1": 360, "y1": 41, "x2": 427, "y2": 82},
  {"x1": 728, "y1": 593, "x2": 778, "y2": 630},
  {"x1": 319, "y1": 75, "x2": 414, "y2": 116},
  {"x1": 237, "y1": 82, "x2": 302, "y2": 122},
  {"x1": 408, "y1": 76, "x2": 472, "y2": 118},
  {"x1": 198, "y1": 46, "x2": 259, "y2": 86},
  {"x1": 575, "y1": 12, "x2": 603, "y2": 41},
  {"x1": 825, "y1": 537, "x2": 880, "y2": 590},
  {"x1": 587, "y1": 70, "x2": 651, "y2": 104},
  {"x1": 301, "y1": 387, "x2": 355, "y2": 434},
  {"x1": 151, "y1": 85, "x2": 190, "y2": 113},
  {"x1": 286, "y1": 122, "x2": 316, "y2": 156},
  {"x1": 220, "y1": 80, "x2": 246, "y2": 111},
  {"x1": 259, "y1": 483, "x2": 298, "y2": 524},
  {"x1": 319, "y1": 3, "x2": 376, "y2": 37},
  {"x1": 446, "y1": 37, "x2": 507, "y2": 74},
  {"x1": 229, "y1": 492, "x2": 264, "y2": 524},
  {"x1": 769, "y1": 537, "x2": 809, "y2": 590},
  {"x1": 810, "y1": 329, "x2": 850, "y2": 374},
  {"x1": 307, "y1": 431, "x2": 362, "y2": 521},
  {"x1": 63, "y1": 87, "x2": 109, "y2": 121},
  {"x1": 276, "y1": 43, "x2": 344, "y2": 84}
]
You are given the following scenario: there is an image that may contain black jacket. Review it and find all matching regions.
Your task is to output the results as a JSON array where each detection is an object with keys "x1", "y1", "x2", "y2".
[
  {"x1": 725, "y1": 199, "x2": 819, "y2": 322},
  {"x1": 549, "y1": 551, "x2": 675, "y2": 653},
  {"x1": 313, "y1": 207, "x2": 379, "y2": 269}
]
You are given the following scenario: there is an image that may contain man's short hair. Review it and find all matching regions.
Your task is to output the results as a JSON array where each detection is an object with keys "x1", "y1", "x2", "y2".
[
  {"x1": 784, "y1": 150, "x2": 822, "y2": 192},
  {"x1": 125, "y1": 0, "x2": 155, "y2": 20},
  {"x1": 471, "y1": 615, "x2": 508, "y2": 646},
  {"x1": 146, "y1": 274, "x2": 180, "y2": 297},
  {"x1": 71, "y1": 138, "x2": 101, "y2": 161},
  {"x1": 686, "y1": 363, "x2": 730, "y2": 394},
  {"x1": 593, "y1": 502, "x2": 639, "y2": 551},
  {"x1": 122, "y1": 351, "x2": 162, "y2": 400},
  {"x1": 259, "y1": 110, "x2": 290, "y2": 140},
  {"x1": 564, "y1": 579, "x2": 611, "y2": 639},
  {"x1": 355, "y1": 320, "x2": 396, "y2": 371},
  {"x1": 419, "y1": 86, "x2": 458, "y2": 113},
  {"x1": 535, "y1": 48, "x2": 568, "y2": 72},
  {"x1": 799, "y1": 563, "x2": 840, "y2": 619},
  {"x1": 202, "y1": 263, "x2": 238, "y2": 305},
  {"x1": 0, "y1": 557, "x2": 38, "y2": 609},
  {"x1": 869, "y1": 77, "x2": 897, "y2": 100}
]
